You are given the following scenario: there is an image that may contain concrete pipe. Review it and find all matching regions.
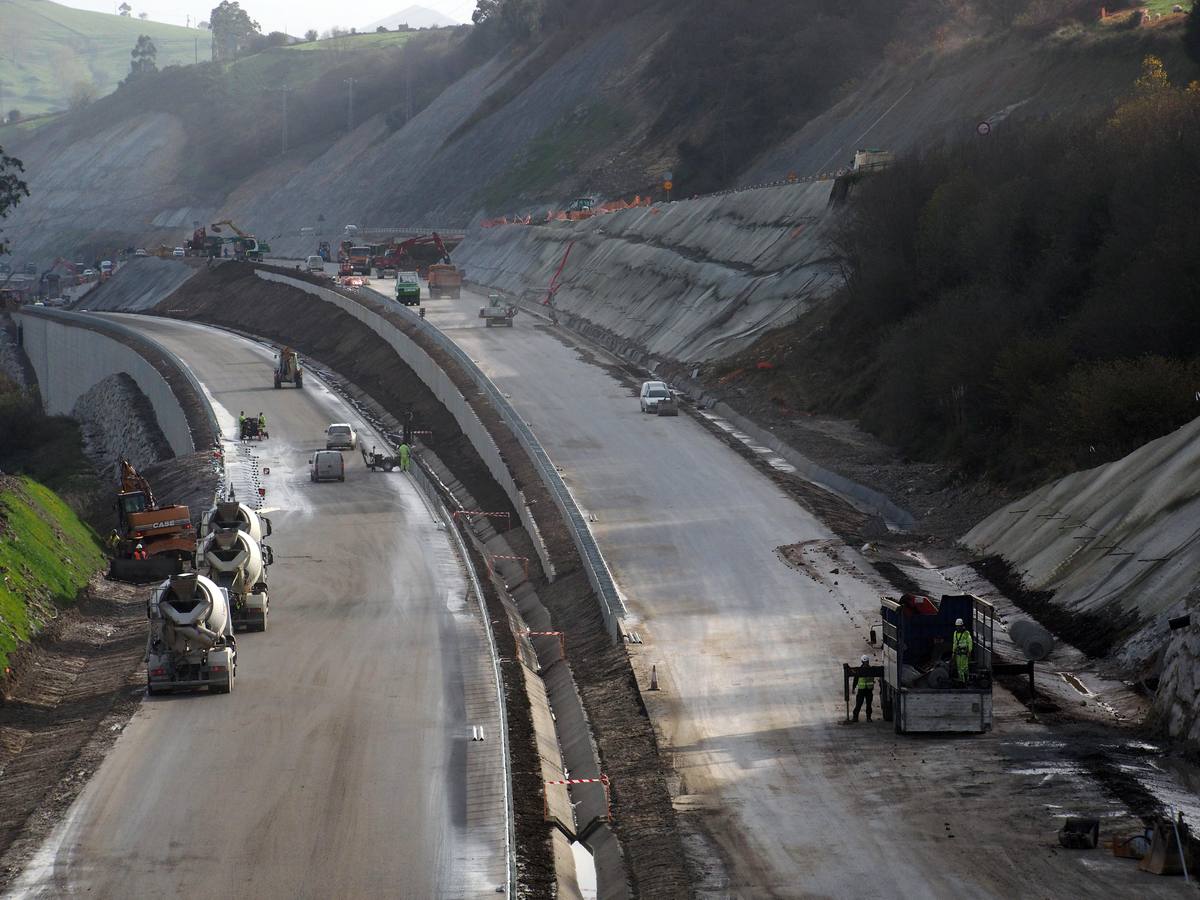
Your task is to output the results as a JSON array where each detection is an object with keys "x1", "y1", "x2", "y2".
[{"x1": 1009, "y1": 619, "x2": 1055, "y2": 661}]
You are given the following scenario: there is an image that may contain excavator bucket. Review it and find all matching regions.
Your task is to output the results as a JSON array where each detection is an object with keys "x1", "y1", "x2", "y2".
[{"x1": 1139, "y1": 816, "x2": 1195, "y2": 876}]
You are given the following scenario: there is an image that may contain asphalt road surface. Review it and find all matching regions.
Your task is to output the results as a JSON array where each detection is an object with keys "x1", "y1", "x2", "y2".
[
  {"x1": 7, "y1": 315, "x2": 506, "y2": 899},
  {"x1": 360, "y1": 275, "x2": 1185, "y2": 898}
]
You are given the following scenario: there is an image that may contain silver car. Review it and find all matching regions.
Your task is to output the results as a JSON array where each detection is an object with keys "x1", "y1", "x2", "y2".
[{"x1": 325, "y1": 423, "x2": 358, "y2": 450}]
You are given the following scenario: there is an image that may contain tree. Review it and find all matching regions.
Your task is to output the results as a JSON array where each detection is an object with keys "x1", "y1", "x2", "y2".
[
  {"x1": 1186, "y1": 0, "x2": 1200, "y2": 66},
  {"x1": 210, "y1": 1, "x2": 261, "y2": 62},
  {"x1": 118, "y1": 2, "x2": 131, "y2": 15},
  {"x1": 68, "y1": 81, "x2": 97, "y2": 109},
  {"x1": 0, "y1": 146, "x2": 30, "y2": 257},
  {"x1": 5, "y1": 110, "x2": 19, "y2": 124},
  {"x1": 128, "y1": 35, "x2": 158, "y2": 80},
  {"x1": 376, "y1": 25, "x2": 388, "y2": 33},
  {"x1": 305, "y1": 28, "x2": 318, "y2": 41},
  {"x1": 138, "y1": 11, "x2": 148, "y2": 19}
]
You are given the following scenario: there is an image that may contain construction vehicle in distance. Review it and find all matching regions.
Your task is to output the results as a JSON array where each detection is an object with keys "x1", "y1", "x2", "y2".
[
  {"x1": 146, "y1": 572, "x2": 237, "y2": 694},
  {"x1": 876, "y1": 593, "x2": 994, "y2": 734},
  {"x1": 188, "y1": 227, "x2": 225, "y2": 258},
  {"x1": 427, "y1": 263, "x2": 462, "y2": 299},
  {"x1": 346, "y1": 245, "x2": 374, "y2": 275},
  {"x1": 274, "y1": 346, "x2": 304, "y2": 388},
  {"x1": 110, "y1": 458, "x2": 195, "y2": 582},
  {"x1": 565, "y1": 197, "x2": 597, "y2": 220},
  {"x1": 395, "y1": 272, "x2": 421, "y2": 306},
  {"x1": 199, "y1": 527, "x2": 272, "y2": 632},
  {"x1": 210, "y1": 220, "x2": 270, "y2": 261},
  {"x1": 201, "y1": 499, "x2": 273, "y2": 545},
  {"x1": 371, "y1": 233, "x2": 452, "y2": 278},
  {"x1": 479, "y1": 292, "x2": 517, "y2": 327},
  {"x1": 852, "y1": 148, "x2": 894, "y2": 172}
]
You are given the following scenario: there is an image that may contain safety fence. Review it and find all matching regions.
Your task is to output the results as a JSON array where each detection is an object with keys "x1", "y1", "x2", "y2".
[{"x1": 477, "y1": 167, "x2": 851, "y2": 230}]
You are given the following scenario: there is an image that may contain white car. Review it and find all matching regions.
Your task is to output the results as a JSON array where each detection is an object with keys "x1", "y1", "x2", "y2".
[
  {"x1": 325, "y1": 422, "x2": 358, "y2": 450},
  {"x1": 306, "y1": 255, "x2": 325, "y2": 273},
  {"x1": 172, "y1": 247, "x2": 185, "y2": 257},
  {"x1": 310, "y1": 450, "x2": 345, "y2": 482},
  {"x1": 639, "y1": 380, "x2": 676, "y2": 414},
  {"x1": 135, "y1": 248, "x2": 148, "y2": 257}
]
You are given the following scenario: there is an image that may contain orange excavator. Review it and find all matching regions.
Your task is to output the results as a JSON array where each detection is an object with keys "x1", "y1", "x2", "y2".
[{"x1": 109, "y1": 458, "x2": 196, "y2": 582}]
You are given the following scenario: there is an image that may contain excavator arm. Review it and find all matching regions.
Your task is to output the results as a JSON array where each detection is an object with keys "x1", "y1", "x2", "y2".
[{"x1": 118, "y1": 458, "x2": 157, "y2": 508}]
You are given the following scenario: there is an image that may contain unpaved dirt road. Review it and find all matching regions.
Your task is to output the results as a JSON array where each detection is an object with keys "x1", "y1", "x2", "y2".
[
  {"x1": 5, "y1": 316, "x2": 506, "y2": 898},
  {"x1": 370, "y1": 275, "x2": 1188, "y2": 898}
]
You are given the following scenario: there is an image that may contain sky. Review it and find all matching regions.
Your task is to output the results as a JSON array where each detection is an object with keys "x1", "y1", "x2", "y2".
[{"x1": 52, "y1": 0, "x2": 477, "y2": 36}]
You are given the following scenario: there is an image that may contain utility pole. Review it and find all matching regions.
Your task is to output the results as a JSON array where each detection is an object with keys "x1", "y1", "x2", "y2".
[
  {"x1": 194, "y1": 36, "x2": 198, "y2": 65},
  {"x1": 404, "y1": 59, "x2": 412, "y2": 123},
  {"x1": 269, "y1": 85, "x2": 292, "y2": 155},
  {"x1": 343, "y1": 77, "x2": 356, "y2": 132}
]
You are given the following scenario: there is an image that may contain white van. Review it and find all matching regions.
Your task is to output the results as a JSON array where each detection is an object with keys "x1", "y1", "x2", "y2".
[
  {"x1": 310, "y1": 450, "x2": 345, "y2": 482},
  {"x1": 306, "y1": 255, "x2": 325, "y2": 273}
]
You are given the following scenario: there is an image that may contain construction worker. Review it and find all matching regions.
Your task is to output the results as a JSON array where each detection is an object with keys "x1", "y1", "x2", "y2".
[
  {"x1": 132, "y1": 543, "x2": 148, "y2": 560},
  {"x1": 238, "y1": 410, "x2": 246, "y2": 439},
  {"x1": 952, "y1": 618, "x2": 974, "y2": 684},
  {"x1": 257, "y1": 411, "x2": 267, "y2": 438},
  {"x1": 398, "y1": 441, "x2": 411, "y2": 473},
  {"x1": 852, "y1": 654, "x2": 874, "y2": 722}
]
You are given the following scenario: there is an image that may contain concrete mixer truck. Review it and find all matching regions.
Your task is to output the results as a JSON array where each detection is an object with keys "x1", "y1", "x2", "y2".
[
  {"x1": 199, "y1": 527, "x2": 272, "y2": 632},
  {"x1": 146, "y1": 573, "x2": 237, "y2": 694},
  {"x1": 201, "y1": 500, "x2": 273, "y2": 545}
]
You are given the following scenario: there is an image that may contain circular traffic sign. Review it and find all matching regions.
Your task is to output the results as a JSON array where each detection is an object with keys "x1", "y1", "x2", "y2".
[
  {"x1": 976, "y1": 121, "x2": 991, "y2": 136},
  {"x1": 664, "y1": 180, "x2": 674, "y2": 192}
]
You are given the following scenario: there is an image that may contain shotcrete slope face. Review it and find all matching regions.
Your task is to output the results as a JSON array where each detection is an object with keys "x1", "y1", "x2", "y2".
[
  {"x1": 8, "y1": 315, "x2": 506, "y2": 897},
  {"x1": 455, "y1": 179, "x2": 840, "y2": 361},
  {"x1": 74, "y1": 258, "x2": 198, "y2": 312},
  {"x1": 964, "y1": 413, "x2": 1200, "y2": 669}
]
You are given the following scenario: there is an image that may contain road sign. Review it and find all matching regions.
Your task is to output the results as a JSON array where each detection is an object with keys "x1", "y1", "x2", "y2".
[{"x1": 663, "y1": 180, "x2": 673, "y2": 192}]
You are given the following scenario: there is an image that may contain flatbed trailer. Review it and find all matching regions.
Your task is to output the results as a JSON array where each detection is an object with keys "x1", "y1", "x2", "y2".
[{"x1": 880, "y1": 593, "x2": 994, "y2": 734}]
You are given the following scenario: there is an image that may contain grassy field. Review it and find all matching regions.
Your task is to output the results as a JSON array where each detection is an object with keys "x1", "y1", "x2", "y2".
[
  {"x1": 1, "y1": 0, "x2": 212, "y2": 115},
  {"x1": 283, "y1": 31, "x2": 418, "y2": 51},
  {"x1": 0, "y1": 476, "x2": 104, "y2": 671}
]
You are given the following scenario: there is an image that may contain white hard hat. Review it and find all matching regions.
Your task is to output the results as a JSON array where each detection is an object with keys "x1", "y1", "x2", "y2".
[
  {"x1": 955, "y1": 618, "x2": 964, "y2": 627},
  {"x1": 135, "y1": 543, "x2": 143, "y2": 549},
  {"x1": 861, "y1": 654, "x2": 870, "y2": 663}
]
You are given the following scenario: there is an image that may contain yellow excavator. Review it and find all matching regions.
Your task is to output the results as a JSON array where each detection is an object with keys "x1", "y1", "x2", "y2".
[{"x1": 210, "y1": 220, "x2": 271, "y2": 262}]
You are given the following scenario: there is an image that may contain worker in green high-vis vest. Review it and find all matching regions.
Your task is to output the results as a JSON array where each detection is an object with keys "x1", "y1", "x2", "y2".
[
  {"x1": 952, "y1": 618, "x2": 974, "y2": 684},
  {"x1": 398, "y1": 441, "x2": 411, "y2": 473}
]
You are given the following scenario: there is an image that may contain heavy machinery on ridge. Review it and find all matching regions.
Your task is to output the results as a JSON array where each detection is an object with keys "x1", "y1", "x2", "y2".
[
  {"x1": 110, "y1": 458, "x2": 195, "y2": 582},
  {"x1": 371, "y1": 233, "x2": 452, "y2": 278},
  {"x1": 199, "y1": 527, "x2": 272, "y2": 632},
  {"x1": 274, "y1": 347, "x2": 304, "y2": 388},
  {"x1": 146, "y1": 572, "x2": 237, "y2": 694},
  {"x1": 210, "y1": 220, "x2": 270, "y2": 261}
]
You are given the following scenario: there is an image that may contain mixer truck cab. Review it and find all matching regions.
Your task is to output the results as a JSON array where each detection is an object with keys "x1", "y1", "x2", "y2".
[{"x1": 310, "y1": 450, "x2": 345, "y2": 482}]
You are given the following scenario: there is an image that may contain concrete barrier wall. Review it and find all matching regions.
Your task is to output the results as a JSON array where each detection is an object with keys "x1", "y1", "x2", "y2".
[
  {"x1": 16, "y1": 310, "x2": 194, "y2": 457},
  {"x1": 254, "y1": 271, "x2": 557, "y2": 582}
]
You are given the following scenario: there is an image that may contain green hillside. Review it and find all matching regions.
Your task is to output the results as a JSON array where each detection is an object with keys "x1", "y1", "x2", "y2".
[{"x1": 0, "y1": 0, "x2": 212, "y2": 115}]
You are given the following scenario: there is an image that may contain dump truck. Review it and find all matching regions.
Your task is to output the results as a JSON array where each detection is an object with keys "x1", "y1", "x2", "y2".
[
  {"x1": 110, "y1": 458, "x2": 195, "y2": 582},
  {"x1": 427, "y1": 263, "x2": 462, "y2": 299},
  {"x1": 877, "y1": 593, "x2": 994, "y2": 733},
  {"x1": 145, "y1": 572, "x2": 237, "y2": 694},
  {"x1": 274, "y1": 347, "x2": 303, "y2": 388},
  {"x1": 479, "y1": 292, "x2": 517, "y2": 327},
  {"x1": 346, "y1": 245, "x2": 373, "y2": 275},
  {"x1": 202, "y1": 499, "x2": 273, "y2": 545},
  {"x1": 199, "y1": 527, "x2": 272, "y2": 632},
  {"x1": 395, "y1": 272, "x2": 421, "y2": 306}
]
